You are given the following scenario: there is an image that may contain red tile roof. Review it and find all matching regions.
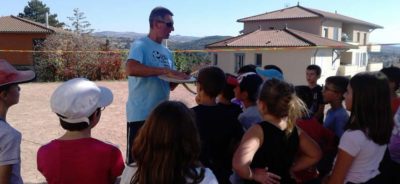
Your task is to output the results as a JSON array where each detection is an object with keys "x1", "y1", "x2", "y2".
[
  {"x1": 206, "y1": 28, "x2": 356, "y2": 49},
  {"x1": 0, "y1": 15, "x2": 67, "y2": 33},
  {"x1": 238, "y1": 6, "x2": 382, "y2": 29}
]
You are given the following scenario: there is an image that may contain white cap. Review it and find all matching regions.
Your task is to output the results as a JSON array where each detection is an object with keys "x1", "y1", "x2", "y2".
[{"x1": 50, "y1": 78, "x2": 113, "y2": 124}]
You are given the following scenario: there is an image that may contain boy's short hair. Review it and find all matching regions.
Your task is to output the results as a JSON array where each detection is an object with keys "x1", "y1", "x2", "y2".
[
  {"x1": 50, "y1": 78, "x2": 113, "y2": 130},
  {"x1": 238, "y1": 64, "x2": 256, "y2": 75},
  {"x1": 307, "y1": 65, "x2": 322, "y2": 76},
  {"x1": 149, "y1": 6, "x2": 173, "y2": 27},
  {"x1": 197, "y1": 66, "x2": 226, "y2": 98},
  {"x1": 238, "y1": 72, "x2": 263, "y2": 102},
  {"x1": 380, "y1": 66, "x2": 400, "y2": 90},
  {"x1": 325, "y1": 76, "x2": 349, "y2": 95}
]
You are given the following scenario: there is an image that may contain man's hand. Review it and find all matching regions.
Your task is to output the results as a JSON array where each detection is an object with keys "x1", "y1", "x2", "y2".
[{"x1": 165, "y1": 69, "x2": 189, "y2": 80}]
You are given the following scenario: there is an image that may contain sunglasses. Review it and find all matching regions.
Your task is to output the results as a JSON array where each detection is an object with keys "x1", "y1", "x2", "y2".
[{"x1": 157, "y1": 20, "x2": 174, "y2": 28}]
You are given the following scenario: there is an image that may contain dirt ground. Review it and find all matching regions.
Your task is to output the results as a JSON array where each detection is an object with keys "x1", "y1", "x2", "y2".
[{"x1": 7, "y1": 81, "x2": 196, "y2": 183}]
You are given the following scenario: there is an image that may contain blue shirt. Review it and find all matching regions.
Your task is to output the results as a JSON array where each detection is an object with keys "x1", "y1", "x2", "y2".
[
  {"x1": 126, "y1": 36, "x2": 175, "y2": 122},
  {"x1": 324, "y1": 107, "x2": 349, "y2": 138}
]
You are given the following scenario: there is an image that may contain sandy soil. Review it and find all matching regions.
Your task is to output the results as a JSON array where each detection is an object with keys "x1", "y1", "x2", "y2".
[{"x1": 7, "y1": 81, "x2": 196, "y2": 183}]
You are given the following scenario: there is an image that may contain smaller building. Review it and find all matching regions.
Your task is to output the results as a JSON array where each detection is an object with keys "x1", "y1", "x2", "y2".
[
  {"x1": 207, "y1": 28, "x2": 355, "y2": 85},
  {"x1": 0, "y1": 15, "x2": 67, "y2": 67}
]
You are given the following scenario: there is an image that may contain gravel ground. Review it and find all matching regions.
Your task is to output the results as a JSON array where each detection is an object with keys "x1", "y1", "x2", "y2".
[{"x1": 7, "y1": 81, "x2": 196, "y2": 183}]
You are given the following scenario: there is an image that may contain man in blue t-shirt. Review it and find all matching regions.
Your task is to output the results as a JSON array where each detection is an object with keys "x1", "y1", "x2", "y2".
[{"x1": 125, "y1": 6, "x2": 187, "y2": 164}]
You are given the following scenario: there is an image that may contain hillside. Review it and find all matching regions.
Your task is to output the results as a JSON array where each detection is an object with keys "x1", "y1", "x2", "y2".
[
  {"x1": 92, "y1": 31, "x2": 230, "y2": 50},
  {"x1": 168, "y1": 35, "x2": 231, "y2": 50}
]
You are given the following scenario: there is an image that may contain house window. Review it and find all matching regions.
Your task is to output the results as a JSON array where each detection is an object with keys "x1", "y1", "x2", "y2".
[
  {"x1": 255, "y1": 53, "x2": 262, "y2": 67},
  {"x1": 356, "y1": 32, "x2": 361, "y2": 43},
  {"x1": 323, "y1": 27, "x2": 329, "y2": 38},
  {"x1": 333, "y1": 27, "x2": 339, "y2": 41},
  {"x1": 355, "y1": 52, "x2": 368, "y2": 67},
  {"x1": 234, "y1": 53, "x2": 245, "y2": 73},
  {"x1": 363, "y1": 33, "x2": 367, "y2": 45},
  {"x1": 213, "y1": 53, "x2": 218, "y2": 66}
]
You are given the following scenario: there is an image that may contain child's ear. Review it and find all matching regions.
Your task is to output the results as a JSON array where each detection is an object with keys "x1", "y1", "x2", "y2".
[
  {"x1": 0, "y1": 90, "x2": 7, "y2": 99},
  {"x1": 257, "y1": 100, "x2": 267, "y2": 114}
]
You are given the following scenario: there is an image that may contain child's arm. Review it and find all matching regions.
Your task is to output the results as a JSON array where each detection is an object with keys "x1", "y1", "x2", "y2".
[
  {"x1": 291, "y1": 128, "x2": 322, "y2": 172},
  {"x1": 325, "y1": 149, "x2": 354, "y2": 184},
  {"x1": 232, "y1": 124, "x2": 281, "y2": 183},
  {"x1": 0, "y1": 165, "x2": 12, "y2": 184}
]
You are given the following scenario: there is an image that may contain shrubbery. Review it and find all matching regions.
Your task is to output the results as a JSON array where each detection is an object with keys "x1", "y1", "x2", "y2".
[{"x1": 34, "y1": 33, "x2": 126, "y2": 81}]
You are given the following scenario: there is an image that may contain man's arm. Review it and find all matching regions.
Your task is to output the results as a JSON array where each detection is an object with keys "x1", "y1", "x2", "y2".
[{"x1": 126, "y1": 59, "x2": 188, "y2": 79}]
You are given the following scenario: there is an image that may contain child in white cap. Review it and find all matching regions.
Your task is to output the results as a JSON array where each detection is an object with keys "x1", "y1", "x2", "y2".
[
  {"x1": 0, "y1": 59, "x2": 35, "y2": 184},
  {"x1": 37, "y1": 78, "x2": 124, "y2": 184}
]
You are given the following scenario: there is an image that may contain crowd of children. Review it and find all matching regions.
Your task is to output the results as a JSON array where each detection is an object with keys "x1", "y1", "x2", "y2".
[{"x1": 1, "y1": 57, "x2": 400, "y2": 184}]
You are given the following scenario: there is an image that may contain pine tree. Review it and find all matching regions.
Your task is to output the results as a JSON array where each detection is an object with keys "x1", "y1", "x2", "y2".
[
  {"x1": 67, "y1": 8, "x2": 94, "y2": 35},
  {"x1": 18, "y1": 0, "x2": 65, "y2": 28}
]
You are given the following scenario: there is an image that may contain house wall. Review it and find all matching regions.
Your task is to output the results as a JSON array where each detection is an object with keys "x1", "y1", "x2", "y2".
[
  {"x1": 242, "y1": 18, "x2": 321, "y2": 35},
  {"x1": 214, "y1": 48, "x2": 337, "y2": 85},
  {"x1": 342, "y1": 24, "x2": 370, "y2": 45},
  {"x1": 321, "y1": 20, "x2": 342, "y2": 41},
  {"x1": 0, "y1": 33, "x2": 47, "y2": 66}
]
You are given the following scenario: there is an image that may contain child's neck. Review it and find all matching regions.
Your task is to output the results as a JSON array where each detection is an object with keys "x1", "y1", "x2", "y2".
[
  {"x1": 329, "y1": 100, "x2": 343, "y2": 109},
  {"x1": 199, "y1": 96, "x2": 217, "y2": 106},
  {"x1": 0, "y1": 106, "x2": 8, "y2": 121},
  {"x1": 59, "y1": 129, "x2": 91, "y2": 140},
  {"x1": 308, "y1": 83, "x2": 317, "y2": 88},
  {"x1": 263, "y1": 114, "x2": 287, "y2": 130}
]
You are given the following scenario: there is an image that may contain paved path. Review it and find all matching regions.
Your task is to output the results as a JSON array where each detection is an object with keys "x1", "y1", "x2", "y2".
[{"x1": 8, "y1": 81, "x2": 196, "y2": 183}]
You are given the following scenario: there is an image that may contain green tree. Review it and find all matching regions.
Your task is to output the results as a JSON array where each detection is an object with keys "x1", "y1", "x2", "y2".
[
  {"x1": 67, "y1": 8, "x2": 93, "y2": 35},
  {"x1": 18, "y1": 0, "x2": 65, "y2": 27}
]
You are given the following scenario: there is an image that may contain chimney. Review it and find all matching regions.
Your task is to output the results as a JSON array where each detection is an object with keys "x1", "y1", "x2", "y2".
[{"x1": 45, "y1": 12, "x2": 49, "y2": 28}]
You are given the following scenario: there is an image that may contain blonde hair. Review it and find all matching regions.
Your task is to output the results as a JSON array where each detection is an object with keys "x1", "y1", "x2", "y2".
[{"x1": 258, "y1": 79, "x2": 307, "y2": 134}]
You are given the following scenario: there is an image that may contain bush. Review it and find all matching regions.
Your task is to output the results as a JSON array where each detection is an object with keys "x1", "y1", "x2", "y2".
[{"x1": 35, "y1": 33, "x2": 125, "y2": 81}]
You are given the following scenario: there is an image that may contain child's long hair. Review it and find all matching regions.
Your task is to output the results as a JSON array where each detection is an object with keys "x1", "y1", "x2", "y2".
[
  {"x1": 130, "y1": 101, "x2": 204, "y2": 184},
  {"x1": 258, "y1": 79, "x2": 307, "y2": 134},
  {"x1": 347, "y1": 72, "x2": 393, "y2": 145}
]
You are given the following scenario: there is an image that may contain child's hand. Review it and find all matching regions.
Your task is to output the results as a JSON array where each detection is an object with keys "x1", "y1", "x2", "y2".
[{"x1": 253, "y1": 167, "x2": 281, "y2": 184}]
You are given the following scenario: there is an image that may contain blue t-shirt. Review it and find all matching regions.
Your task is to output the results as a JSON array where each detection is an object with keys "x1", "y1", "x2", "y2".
[
  {"x1": 126, "y1": 36, "x2": 175, "y2": 122},
  {"x1": 324, "y1": 107, "x2": 349, "y2": 138}
]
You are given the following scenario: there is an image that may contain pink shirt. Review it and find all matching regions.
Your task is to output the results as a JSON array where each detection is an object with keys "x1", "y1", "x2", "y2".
[{"x1": 37, "y1": 138, "x2": 124, "y2": 184}]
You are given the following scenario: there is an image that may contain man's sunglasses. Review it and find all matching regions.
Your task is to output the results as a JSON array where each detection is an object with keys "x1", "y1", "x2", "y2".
[{"x1": 157, "y1": 20, "x2": 174, "y2": 28}]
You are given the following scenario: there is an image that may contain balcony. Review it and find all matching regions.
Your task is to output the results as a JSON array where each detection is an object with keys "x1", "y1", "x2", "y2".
[{"x1": 337, "y1": 64, "x2": 366, "y2": 77}]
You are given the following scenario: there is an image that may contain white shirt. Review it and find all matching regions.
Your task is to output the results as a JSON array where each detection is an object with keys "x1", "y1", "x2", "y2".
[
  {"x1": 120, "y1": 163, "x2": 218, "y2": 184},
  {"x1": 338, "y1": 130, "x2": 386, "y2": 183}
]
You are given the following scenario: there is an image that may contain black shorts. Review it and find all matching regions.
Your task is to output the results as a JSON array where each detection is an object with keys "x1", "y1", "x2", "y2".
[{"x1": 126, "y1": 121, "x2": 145, "y2": 164}]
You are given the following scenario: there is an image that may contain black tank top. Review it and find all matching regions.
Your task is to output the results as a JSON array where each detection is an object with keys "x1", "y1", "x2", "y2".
[{"x1": 245, "y1": 121, "x2": 299, "y2": 184}]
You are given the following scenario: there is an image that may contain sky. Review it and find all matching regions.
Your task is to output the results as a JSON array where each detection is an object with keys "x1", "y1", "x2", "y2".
[{"x1": 2, "y1": 0, "x2": 399, "y2": 43}]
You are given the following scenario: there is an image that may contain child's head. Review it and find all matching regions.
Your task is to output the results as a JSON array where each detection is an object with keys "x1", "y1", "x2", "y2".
[
  {"x1": 0, "y1": 59, "x2": 35, "y2": 108},
  {"x1": 259, "y1": 79, "x2": 307, "y2": 132},
  {"x1": 323, "y1": 76, "x2": 349, "y2": 103},
  {"x1": 263, "y1": 64, "x2": 283, "y2": 74},
  {"x1": 196, "y1": 66, "x2": 226, "y2": 99},
  {"x1": 380, "y1": 66, "x2": 400, "y2": 93},
  {"x1": 306, "y1": 65, "x2": 321, "y2": 85},
  {"x1": 132, "y1": 101, "x2": 201, "y2": 183},
  {"x1": 219, "y1": 73, "x2": 237, "y2": 103},
  {"x1": 344, "y1": 72, "x2": 393, "y2": 145},
  {"x1": 237, "y1": 64, "x2": 256, "y2": 75},
  {"x1": 50, "y1": 78, "x2": 113, "y2": 131},
  {"x1": 234, "y1": 72, "x2": 263, "y2": 103}
]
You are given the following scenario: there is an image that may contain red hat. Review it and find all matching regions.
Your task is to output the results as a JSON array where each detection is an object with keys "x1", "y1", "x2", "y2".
[{"x1": 0, "y1": 59, "x2": 35, "y2": 87}]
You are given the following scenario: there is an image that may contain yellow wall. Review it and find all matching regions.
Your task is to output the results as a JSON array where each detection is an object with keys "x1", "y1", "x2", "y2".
[{"x1": 214, "y1": 48, "x2": 338, "y2": 85}]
